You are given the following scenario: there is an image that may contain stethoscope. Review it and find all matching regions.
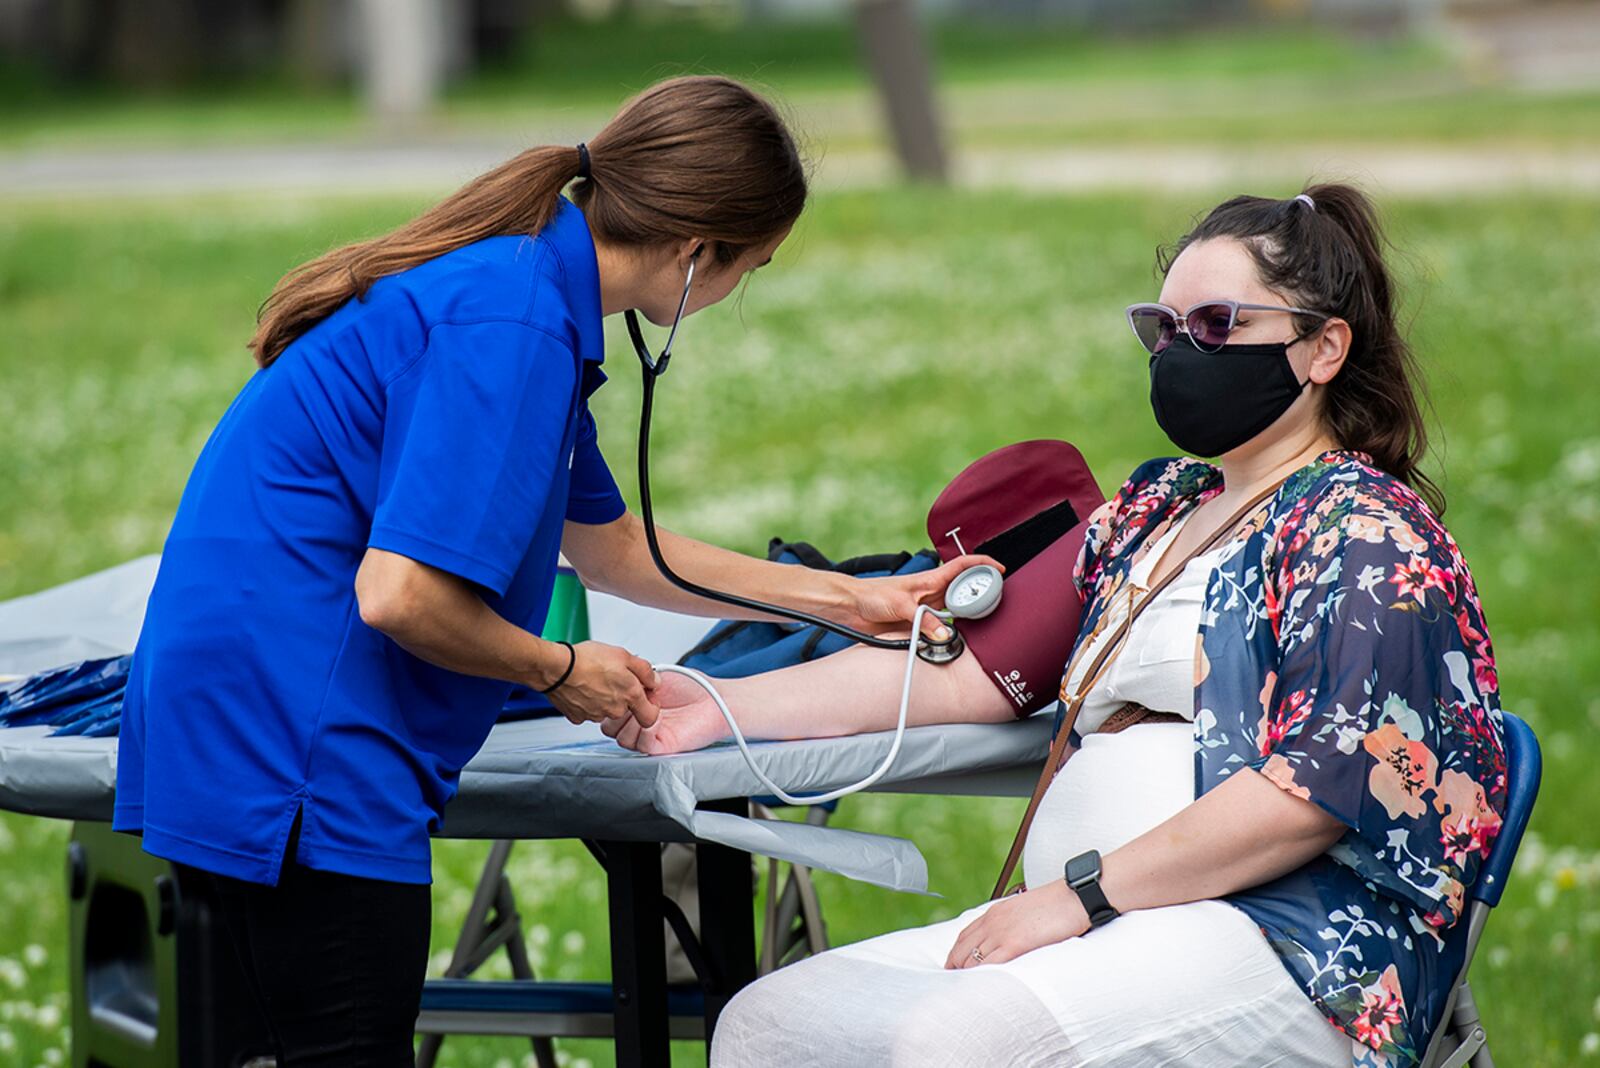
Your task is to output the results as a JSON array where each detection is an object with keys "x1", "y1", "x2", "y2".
[
  {"x1": 621, "y1": 249, "x2": 1004, "y2": 804},
  {"x1": 627, "y1": 248, "x2": 1004, "y2": 661}
]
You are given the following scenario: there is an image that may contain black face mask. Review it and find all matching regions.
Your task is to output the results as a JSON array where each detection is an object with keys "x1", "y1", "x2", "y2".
[{"x1": 1148, "y1": 335, "x2": 1309, "y2": 458}]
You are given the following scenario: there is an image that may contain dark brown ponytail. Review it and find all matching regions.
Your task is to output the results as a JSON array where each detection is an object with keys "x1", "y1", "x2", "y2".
[
  {"x1": 249, "y1": 75, "x2": 807, "y2": 368},
  {"x1": 1158, "y1": 181, "x2": 1444, "y2": 514}
]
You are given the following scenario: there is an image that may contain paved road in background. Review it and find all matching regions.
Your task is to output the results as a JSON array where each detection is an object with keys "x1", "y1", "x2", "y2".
[{"x1": 3, "y1": 139, "x2": 1599, "y2": 199}]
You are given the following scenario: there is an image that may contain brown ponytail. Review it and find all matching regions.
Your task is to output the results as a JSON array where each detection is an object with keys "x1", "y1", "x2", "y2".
[
  {"x1": 1157, "y1": 181, "x2": 1444, "y2": 515},
  {"x1": 248, "y1": 75, "x2": 807, "y2": 368}
]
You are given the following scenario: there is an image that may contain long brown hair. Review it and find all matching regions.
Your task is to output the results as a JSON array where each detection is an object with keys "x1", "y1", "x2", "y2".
[
  {"x1": 1158, "y1": 182, "x2": 1444, "y2": 514},
  {"x1": 249, "y1": 75, "x2": 808, "y2": 368}
]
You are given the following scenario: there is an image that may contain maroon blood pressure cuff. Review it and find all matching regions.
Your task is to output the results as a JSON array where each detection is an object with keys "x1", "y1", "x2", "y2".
[{"x1": 926, "y1": 440, "x2": 1104, "y2": 718}]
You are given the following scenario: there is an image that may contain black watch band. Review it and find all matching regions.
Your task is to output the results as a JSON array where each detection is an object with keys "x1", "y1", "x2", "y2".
[{"x1": 1064, "y1": 849, "x2": 1120, "y2": 929}]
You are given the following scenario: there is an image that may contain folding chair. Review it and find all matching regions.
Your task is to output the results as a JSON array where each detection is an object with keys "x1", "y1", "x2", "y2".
[{"x1": 1417, "y1": 710, "x2": 1541, "y2": 1068}]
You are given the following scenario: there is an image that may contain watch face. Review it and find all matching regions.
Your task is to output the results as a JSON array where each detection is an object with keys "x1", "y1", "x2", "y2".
[{"x1": 1065, "y1": 850, "x2": 1100, "y2": 886}]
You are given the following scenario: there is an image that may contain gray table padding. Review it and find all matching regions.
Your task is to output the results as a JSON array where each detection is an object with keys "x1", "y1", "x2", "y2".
[{"x1": 0, "y1": 556, "x2": 1049, "y2": 894}]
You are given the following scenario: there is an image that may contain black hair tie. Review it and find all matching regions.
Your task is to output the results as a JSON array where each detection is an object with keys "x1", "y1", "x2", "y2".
[{"x1": 575, "y1": 143, "x2": 592, "y2": 182}]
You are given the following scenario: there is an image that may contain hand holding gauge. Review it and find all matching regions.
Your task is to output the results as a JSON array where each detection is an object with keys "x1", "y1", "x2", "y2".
[
  {"x1": 945, "y1": 564, "x2": 1004, "y2": 619},
  {"x1": 916, "y1": 563, "x2": 1004, "y2": 665}
]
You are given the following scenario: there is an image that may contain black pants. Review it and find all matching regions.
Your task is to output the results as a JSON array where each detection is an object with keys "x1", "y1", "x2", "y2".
[{"x1": 179, "y1": 808, "x2": 432, "y2": 1067}]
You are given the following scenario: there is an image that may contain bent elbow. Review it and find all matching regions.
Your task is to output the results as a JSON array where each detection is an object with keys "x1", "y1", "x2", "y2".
[
  {"x1": 567, "y1": 559, "x2": 613, "y2": 598},
  {"x1": 357, "y1": 587, "x2": 398, "y2": 635},
  {"x1": 355, "y1": 555, "x2": 420, "y2": 639}
]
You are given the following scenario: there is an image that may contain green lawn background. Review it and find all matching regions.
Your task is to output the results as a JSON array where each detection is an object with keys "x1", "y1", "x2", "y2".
[
  {"x1": 2, "y1": 184, "x2": 1596, "y2": 1068},
  {"x1": 2, "y1": 15, "x2": 1599, "y2": 1068}
]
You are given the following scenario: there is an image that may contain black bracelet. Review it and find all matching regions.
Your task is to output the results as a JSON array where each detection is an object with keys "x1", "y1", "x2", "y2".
[{"x1": 539, "y1": 640, "x2": 577, "y2": 694}]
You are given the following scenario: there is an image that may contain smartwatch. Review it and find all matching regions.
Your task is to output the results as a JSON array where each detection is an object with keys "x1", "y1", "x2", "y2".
[{"x1": 1064, "y1": 849, "x2": 1120, "y2": 930}]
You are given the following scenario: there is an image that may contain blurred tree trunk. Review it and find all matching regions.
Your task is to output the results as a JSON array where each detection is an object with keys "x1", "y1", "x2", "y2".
[
  {"x1": 356, "y1": 0, "x2": 470, "y2": 124},
  {"x1": 854, "y1": 0, "x2": 949, "y2": 183}
]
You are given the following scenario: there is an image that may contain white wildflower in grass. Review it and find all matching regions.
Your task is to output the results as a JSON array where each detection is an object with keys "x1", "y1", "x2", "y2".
[
  {"x1": 0, "y1": 959, "x2": 24, "y2": 991},
  {"x1": 560, "y1": 930, "x2": 585, "y2": 956},
  {"x1": 1487, "y1": 945, "x2": 1510, "y2": 969},
  {"x1": 527, "y1": 924, "x2": 550, "y2": 948},
  {"x1": 42, "y1": 1047, "x2": 63, "y2": 1065},
  {"x1": 21, "y1": 945, "x2": 44, "y2": 969},
  {"x1": 0, "y1": 1029, "x2": 13, "y2": 1054},
  {"x1": 35, "y1": 1003, "x2": 61, "y2": 1030},
  {"x1": 1582, "y1": 1032, "x2": 1600, "y2": 1056},
  {"x1": 1558, "y1": 439, "x2": 1600, "y2": 484}
]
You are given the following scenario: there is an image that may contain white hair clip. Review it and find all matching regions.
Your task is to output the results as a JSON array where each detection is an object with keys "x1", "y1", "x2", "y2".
[{"x1": 1293, "y1": 193, "x2": 1316, "y2": 211}]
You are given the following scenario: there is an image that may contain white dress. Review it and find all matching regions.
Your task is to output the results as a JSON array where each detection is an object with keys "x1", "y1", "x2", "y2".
[{"x1": 710, "y1": 516, "x2": 1359, "y2": 1067}]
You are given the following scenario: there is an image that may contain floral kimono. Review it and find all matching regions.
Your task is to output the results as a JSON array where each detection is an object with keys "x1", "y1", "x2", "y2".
[{"x1": 1057, "y1": 449, "x2": 1509, "y2": 1067}]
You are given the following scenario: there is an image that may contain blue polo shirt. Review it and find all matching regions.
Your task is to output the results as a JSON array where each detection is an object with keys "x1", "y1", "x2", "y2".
[{"x1": 111, "y1": 197, "x2": 627, "y2": 886}]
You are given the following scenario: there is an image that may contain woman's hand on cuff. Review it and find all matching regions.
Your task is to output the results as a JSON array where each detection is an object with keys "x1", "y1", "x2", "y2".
[{"x1": 844, "y1": 553, "x2": 1006, "y2": 641}]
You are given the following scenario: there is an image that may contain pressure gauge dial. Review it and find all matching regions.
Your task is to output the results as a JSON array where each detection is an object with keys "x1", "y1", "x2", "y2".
[{"x1": 945, "y1": 563, "x2": 1003, "y2": 620}]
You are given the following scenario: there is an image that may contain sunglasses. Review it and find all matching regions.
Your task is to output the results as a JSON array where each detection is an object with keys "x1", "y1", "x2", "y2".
[{"x1": 1125, "y1": 299, "x2": 1329, "y2": 355}]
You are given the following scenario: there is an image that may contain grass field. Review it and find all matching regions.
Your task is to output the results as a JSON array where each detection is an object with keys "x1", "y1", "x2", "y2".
[{"x1": 1, "y1": 180, "x2": 1597, "y2": 1066}]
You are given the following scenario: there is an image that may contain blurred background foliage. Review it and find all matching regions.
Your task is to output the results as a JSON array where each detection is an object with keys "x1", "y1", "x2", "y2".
[{"x1": 2, "y1": 1, "x2": 1598, "y2": 1066}]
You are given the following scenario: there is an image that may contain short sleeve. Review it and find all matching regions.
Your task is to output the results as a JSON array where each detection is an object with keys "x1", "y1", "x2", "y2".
[
  {"x1": 368, "y1": 320, "x2": 579, "y2": 598},
  {"x1": 564, "y1": 401, "x2": 627, "y2": 524},
  {"x1": 1249, "y1": 483, "x2": 1508, "y2": 928}
]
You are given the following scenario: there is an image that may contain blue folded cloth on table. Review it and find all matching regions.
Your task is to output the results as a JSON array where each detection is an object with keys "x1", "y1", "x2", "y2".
[
  {"x1": 0, "y1": 655, "x2": 130, "y2": 737},
  {"x1": 0, "y1": 655, "x2": 563, "y2": 738}
]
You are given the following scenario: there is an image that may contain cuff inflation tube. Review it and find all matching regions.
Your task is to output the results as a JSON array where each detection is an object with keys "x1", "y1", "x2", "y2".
[{"x1": 650, "y1": 604, "x2": 939, "y2": 807}]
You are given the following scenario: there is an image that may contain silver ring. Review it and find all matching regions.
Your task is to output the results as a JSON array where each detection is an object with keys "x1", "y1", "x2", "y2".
[{"x1": 970, "y1": 947, "x2": 985, "y2": 963}]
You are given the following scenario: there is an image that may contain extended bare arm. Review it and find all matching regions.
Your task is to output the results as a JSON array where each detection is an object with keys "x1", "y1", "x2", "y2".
[{"x1": 603, "y1": 636, "x2": 1019, "y2": 753}]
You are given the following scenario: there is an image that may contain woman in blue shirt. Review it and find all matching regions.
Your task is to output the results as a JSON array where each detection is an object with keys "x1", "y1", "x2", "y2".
[{"x1": 110, "y1": 75, "x2": 986, "y2": 1065}]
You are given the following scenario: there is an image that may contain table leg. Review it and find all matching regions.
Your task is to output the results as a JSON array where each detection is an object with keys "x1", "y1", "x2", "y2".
[
  {"x1": 605, "y1": 840, "x2": 670, "y2": 1068},
  {"x1": 695, "y1": 798, "x2": 758, "y2": 1045}
]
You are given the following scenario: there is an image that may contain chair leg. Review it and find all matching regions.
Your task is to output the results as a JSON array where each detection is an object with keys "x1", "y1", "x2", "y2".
[
  {"x1": 1436, "y1": 980, "x2": 1492, "y2": 1068},
  {"x1": 1454, "y1": 981, "x2": 1493, "y2": 1068},
  {"x1": 752, "y1": 802, "x2": 835, "y2": 974},
  {"x1": 416, "y1": 840, "x2": 557, "y2": 1068}
]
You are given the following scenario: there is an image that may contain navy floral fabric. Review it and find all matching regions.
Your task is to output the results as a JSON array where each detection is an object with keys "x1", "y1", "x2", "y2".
[{"x1": 1056, "y1": 449, "x2": 1509, "y2": 1066}]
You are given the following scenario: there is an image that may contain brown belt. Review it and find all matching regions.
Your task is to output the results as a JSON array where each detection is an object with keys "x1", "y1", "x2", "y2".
[{"x1": 1097, "y1": 702, "x2": 1188, "y2": 733}]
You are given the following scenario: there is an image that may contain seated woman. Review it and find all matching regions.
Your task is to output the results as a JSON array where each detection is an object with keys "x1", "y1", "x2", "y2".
[{"x1": 607, "y1": 182, "x2": 1509, "y2": 1068}]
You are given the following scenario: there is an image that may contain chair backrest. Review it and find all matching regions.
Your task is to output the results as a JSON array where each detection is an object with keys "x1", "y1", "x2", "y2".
[{"x1": 1471, "y1": 711, "x2": 1541, "y2": 908}]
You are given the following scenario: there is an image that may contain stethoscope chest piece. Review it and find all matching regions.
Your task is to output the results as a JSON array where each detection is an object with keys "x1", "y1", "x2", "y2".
[
  {"x1": 916, "y1": 628, "x2": 966, "y2": 665},
  {"x1": 944, "y1": 563, "x2": 1004, "y2": 620}
]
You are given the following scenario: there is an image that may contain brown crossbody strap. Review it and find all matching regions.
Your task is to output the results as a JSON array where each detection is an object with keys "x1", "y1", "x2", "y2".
[{"x1": 988, "y1": 476, "x2": 1287, "y2": 901}]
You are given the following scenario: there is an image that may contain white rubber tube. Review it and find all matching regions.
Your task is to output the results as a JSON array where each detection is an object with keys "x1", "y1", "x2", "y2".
[{"x1": 651, "y1": 603, "x2": 936, "y2": 806}]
